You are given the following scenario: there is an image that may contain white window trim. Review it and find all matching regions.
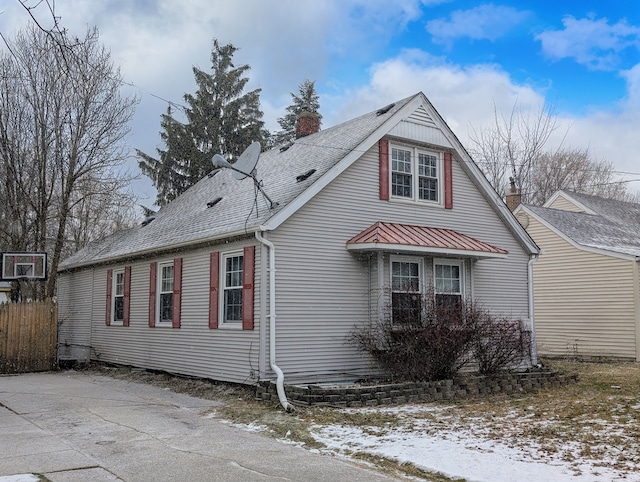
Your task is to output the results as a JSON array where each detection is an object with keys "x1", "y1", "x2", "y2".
[
  {"x1": 390, "y1": 255, "x2": 425, "y2": 293},
  {"x1": 156, "y1": 260, "x2": 174, "y2": 325},
  {"x1": 390, "y1": 143, "x2": 443, "y2": 205},
  {"x1": 111, "y1": 268, "x2": 125, "y2": 326},
  {"x1": 219, "y1": 250, "x2": 244, "y2": 329},
  {"x1": 390, "y1": 255, "x2": 424, "y2": 324},
  {"x1": 433, "y1": 258, "x2": 465, "y2": 297}
]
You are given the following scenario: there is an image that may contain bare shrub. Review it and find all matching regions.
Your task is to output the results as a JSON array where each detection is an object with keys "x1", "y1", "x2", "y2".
[
  {"x1": 472, "y1": 317, "x2": 531, "y2": 375},
  {"x1": 352, "y1": 290, "x2": 529, "y2": 381},
  {"x1": 352, "y1": 290, "x2": 475, "y2": 381}
]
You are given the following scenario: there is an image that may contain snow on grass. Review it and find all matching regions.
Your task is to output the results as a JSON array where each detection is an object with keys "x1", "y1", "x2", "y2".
[{"x1": 308, "y1": 407, "x2": 634, "y2": 482}]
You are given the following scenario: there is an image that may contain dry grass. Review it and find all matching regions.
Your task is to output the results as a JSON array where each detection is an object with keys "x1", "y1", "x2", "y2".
[{"x1": 85, "y1": 360, "x2": 640, "y2": 481}]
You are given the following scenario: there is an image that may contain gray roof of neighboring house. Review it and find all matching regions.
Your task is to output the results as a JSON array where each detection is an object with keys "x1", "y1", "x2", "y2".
[
  {"x1": 525, "y1": 191, "x2": 640, "y2": 257},
  {"x1": 59, "y1": 95, "x2": 417, "y2": 270}
]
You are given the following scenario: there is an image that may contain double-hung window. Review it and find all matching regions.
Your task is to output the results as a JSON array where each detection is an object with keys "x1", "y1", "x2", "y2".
[
  {"x1": 391, "y1": 145, "x2": 441, "y2": 203},
  {"x1": 106, "y1": 266, "x2": 130, "y2": 327},
  {"x1": 209, "y1": 247, "x2": 255, "y2": 330},
  {"x1": 418, "y1": 153, "x2": 438, "y2": 201},
  {"x1": 391, "y1": 147, "x2": 413, "y2": 198},
  {"x1": 158, "y1": 261, "x2": 174, "y2": 324},
  {"x1": 222, "y1": 252, "x2": 244, "y2": 325},
  {"x1": 113, "y1": 269, "x2": 125, "y2": 323},
  {"x1": 434, "y1": 260, "x2": 463, "y2": 309},
  {"x1": 391, "y1": 257, "x2": 423, "y2": 324},
  {"x1": 149, "y1": 258, "x2": 182, "y2": 328}
]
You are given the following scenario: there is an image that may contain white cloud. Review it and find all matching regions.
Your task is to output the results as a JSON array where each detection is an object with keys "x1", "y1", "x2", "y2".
[
  {"x1": 326, "y1": 50, "x2": 545, "y2": 142},
  {"x1": 3, "y1": 1, "x2": 639, "y2": 197},
  {"x1": 536, "y1": 15, "x2": 640, "y2": 70},
  {"x1": 326, "y1": 51, "x2": 640, "y2": 191},
  {"x1": 557, "y1": 63, "x2": 640, "y2": 186},
  {"x1": 426, "y1": 4, "x2": 530, "y2": 46}
]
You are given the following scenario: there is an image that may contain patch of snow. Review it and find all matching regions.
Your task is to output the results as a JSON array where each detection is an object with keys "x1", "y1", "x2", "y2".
[{"x1": 310, "y1": 424, "x2": 630, "y2": 482}]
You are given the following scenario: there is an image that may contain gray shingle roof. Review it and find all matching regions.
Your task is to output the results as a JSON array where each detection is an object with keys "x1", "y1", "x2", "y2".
[
  {"x1": 526, "y1": 192, "x2": 640, "y2": 257},
  {"x1": 59, "y1": 94, "x2": 417, "y2": 270}
]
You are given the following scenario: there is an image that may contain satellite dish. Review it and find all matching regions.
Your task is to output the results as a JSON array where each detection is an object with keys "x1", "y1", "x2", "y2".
[
  {"x1": 232, "y1": 141, "x2": 261, "y2": 180},
  {"x1": 212, "y1": 154, "x2": 231, "y2": 169},
  {"x1": 210, "y1": 141, "x2": 278, "y2": 210}
]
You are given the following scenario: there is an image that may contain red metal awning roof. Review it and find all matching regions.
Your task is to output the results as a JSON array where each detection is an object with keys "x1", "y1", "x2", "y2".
[{"x1": 346, "y1": 222, "x2": 508, "y2": 259}]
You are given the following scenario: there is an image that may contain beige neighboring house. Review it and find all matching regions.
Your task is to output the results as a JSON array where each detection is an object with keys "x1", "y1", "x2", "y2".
[{"x1": 514, "y1": 190, "x2": 640, "y2": 361}]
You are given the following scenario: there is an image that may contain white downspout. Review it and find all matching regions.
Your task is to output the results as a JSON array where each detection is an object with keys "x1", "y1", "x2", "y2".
[
  {"x1": 255, "y1": 230, "x2": 293, "y2": 412},
  {"x1": 528, "y1": 254, "x2": 539, "y2": 366}
]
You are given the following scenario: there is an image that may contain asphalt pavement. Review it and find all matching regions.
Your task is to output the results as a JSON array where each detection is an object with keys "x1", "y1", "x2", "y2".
[{"x1": 0, "y1": 371, "x2": 395, "y2": 481}]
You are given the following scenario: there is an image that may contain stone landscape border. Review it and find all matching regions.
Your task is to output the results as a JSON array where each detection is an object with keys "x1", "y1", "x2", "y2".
[{"x1": 256, "y1": 368, "x2": 578, "y2": 407}]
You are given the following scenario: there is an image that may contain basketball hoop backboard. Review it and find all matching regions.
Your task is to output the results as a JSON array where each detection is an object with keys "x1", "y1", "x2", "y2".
[{"x1": 1, "y1": 252, "x2": 47, "y2": 280}]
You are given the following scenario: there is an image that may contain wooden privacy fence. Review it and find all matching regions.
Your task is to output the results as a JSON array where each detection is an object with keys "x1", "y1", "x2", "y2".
[{"x1": 0, "y1": 300, "x2": 57, "y2": 374}]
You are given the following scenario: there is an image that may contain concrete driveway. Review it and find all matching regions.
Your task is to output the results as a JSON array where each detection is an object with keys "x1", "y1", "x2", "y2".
[{"x1": 0, "y1": 371, "x2": 395, "y2": 481}]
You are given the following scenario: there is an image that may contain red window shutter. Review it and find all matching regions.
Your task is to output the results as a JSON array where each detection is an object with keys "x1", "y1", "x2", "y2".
[
  {"x1": 242, "y1": 246, "x2": 255, "y2": 330},
  {"x1": 172, "y1": 258, "x2": 182, "y2": 328},
  {"x1": 379, "y1": 139, "x2": 389, "y2": 200},
  {"x1": 209, "y1": 252, "x2": 220, "y2": 329},
  {"x1": 123, "y1": 266, "x2": 131, "y2": 327},
  {"x1": 444, "y1": 152, "x2": 453, "y2": 209},
  {"x1": 149, "y1": 262, "x2": 157, "y2": 327},
  {"x1": 105, "y1": 269, "x2": 112, "y2": 326}
]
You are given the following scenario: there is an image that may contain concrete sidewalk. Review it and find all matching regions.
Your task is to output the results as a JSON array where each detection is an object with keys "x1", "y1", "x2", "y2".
[{"x1": 0, "y1": 371, "x2": 395, "y2": 481}]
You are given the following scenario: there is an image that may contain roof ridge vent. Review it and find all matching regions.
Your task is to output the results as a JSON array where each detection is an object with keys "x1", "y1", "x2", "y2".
[
  {"x1": 296, "y1": 169, "x2": 316, "y2": 182},
  {"x1": 376, "y1": 103, "x2": 395, "y2": 116},
  {"x1": 141, "y1": 216, "x2": 155, "y2": 226},
  {"x1": 207, "y1": 197, "x2": 223, "y2": 208}
]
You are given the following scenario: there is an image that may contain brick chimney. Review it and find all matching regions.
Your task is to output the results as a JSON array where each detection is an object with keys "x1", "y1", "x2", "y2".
[
  {"x1": 505, "y1": 177, "x2": 522, "y2": 212},
  {"x1": 295, "y1": 111, "x2": 320, "y2": 138}
]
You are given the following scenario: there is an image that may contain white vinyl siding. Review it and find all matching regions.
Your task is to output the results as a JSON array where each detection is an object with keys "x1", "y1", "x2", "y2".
[
  {"x1": 57, "y1": 270, "x2": 94, "y2": 361},
  {"x1": 268, "y1": 142, "x2": 531, "y2": 383},
  {"x1": 526, "y1": 215, "x2": 638, "y2": 360},
  {"x1": 56, "y1": 240, "x2": 261, "y2": 384}
]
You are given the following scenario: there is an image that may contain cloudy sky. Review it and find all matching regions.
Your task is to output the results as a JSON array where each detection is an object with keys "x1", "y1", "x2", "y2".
[{"x1": 1, "y1": 0, "x2": 639, "y2": 204}]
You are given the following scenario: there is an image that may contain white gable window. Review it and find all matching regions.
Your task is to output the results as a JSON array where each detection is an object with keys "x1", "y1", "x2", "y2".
[
  {"x1": 222, "y1": 251, "x2": 244, "y2": 325},
  {"x1": 112, "y1": 269, "x2": 125, "y2": 323},
  {"x1": 434, "y1": 259, "x2": 464, "y2": 308},
  {"x1": 391, "y1": 256, "x2": 423, "y2": 324},
  {"x1": 158, "y1": 261, "x2": 174, "y2": 324},
  {"x1": 391, "y1": 145, "x2": 441, "y2": 203},
  {"x1": 391, "y1": 147, "x2": 413, "y2": 198}
]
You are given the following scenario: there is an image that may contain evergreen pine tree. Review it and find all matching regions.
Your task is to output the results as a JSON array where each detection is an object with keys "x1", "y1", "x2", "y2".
[
  {"x1": 273, "y1": 79, "x2": 321, "y2": 146},
  {"x1": 138, "y1": 39, "x2": 266, "y2": 206}
]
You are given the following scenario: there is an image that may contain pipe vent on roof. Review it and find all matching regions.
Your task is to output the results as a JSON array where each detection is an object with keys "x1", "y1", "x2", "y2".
[
  {"x1": 296, "y1": 169, "x2": 316, "y2": 182},
  {"x1": 207, "y1": 197, "x2": 223, "y2": 208},
  {"x1": 376, "y1": 103, "x2": 395, "y2": 116},
  {"x1": 280, "y1": 142, "x2": 294, "y2": 152}
]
